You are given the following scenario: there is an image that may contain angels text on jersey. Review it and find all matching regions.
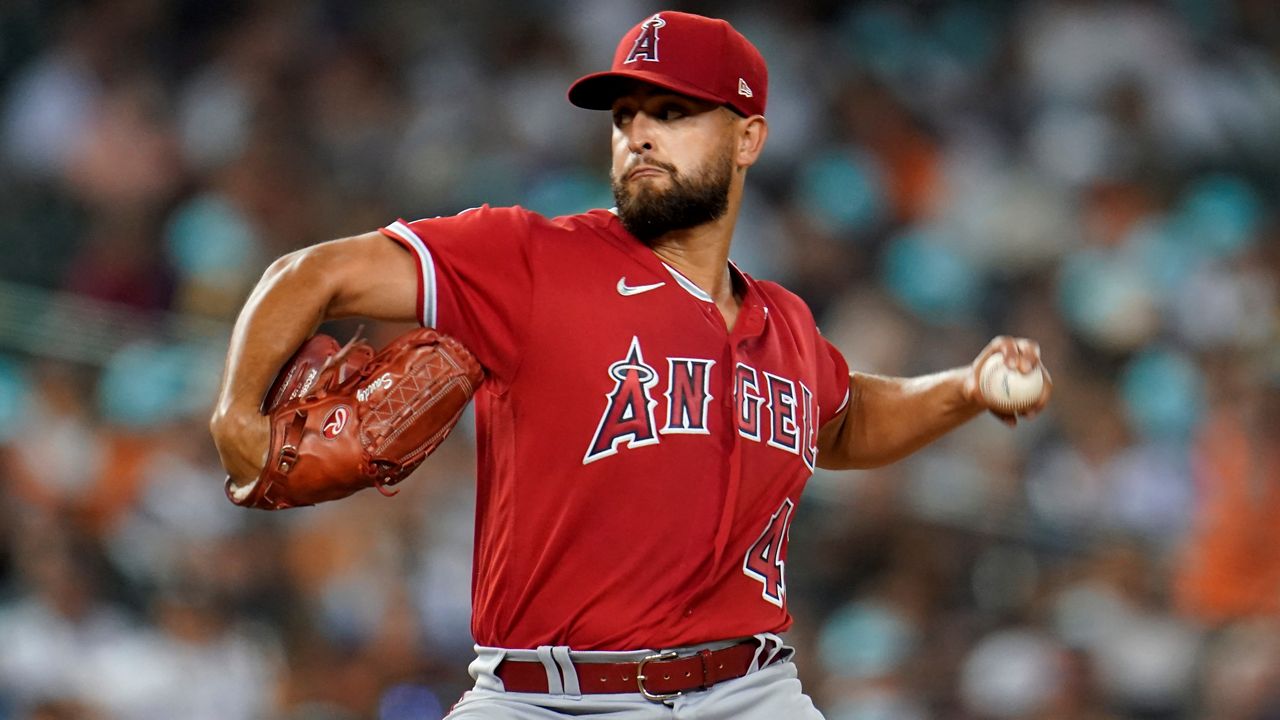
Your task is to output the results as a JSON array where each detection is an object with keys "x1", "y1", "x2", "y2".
[{"x1": 584, "y1": 336, "x2": 820, "y2": 469}]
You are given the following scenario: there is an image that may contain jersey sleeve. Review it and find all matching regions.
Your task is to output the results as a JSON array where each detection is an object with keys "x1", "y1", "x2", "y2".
[
  {"x1": 380, "y1": 205, "x2": 534, "y2": 384},
  {"x1": 817, "y1": 334, "x2": 851, "y2": 427}
]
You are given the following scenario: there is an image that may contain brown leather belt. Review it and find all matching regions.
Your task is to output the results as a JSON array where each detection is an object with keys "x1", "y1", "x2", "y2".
[{"x1": 496, "y1": 640, "x2": 776, "y2": 701}]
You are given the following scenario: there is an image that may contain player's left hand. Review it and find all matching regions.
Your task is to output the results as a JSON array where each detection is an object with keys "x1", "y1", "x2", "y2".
[
  {"x1": 227, "y1": 328, "x2": 484, "y2": 510},
  {"x1": 962, "y1": 335, "x2": 1052, "y2": 426}
]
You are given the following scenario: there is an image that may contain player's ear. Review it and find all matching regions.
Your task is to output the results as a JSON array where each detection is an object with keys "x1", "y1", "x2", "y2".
[{"x1": 734, "y1": 114, "x2": 768, "y2": 169}]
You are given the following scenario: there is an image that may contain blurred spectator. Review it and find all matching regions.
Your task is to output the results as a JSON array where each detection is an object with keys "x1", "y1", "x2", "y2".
[
  {"x1": 2, "y1": 362, "x2": 106, "y2": 513},
  {"x1": 83, "y1": 576, "x2": 282, "y2": 720},
  {"x1": 959, "y1": 625, "x2": 1066, "y2": 719},
  {"x1": 0, "y1": 514, "x2": 132, "y2": 714},
  {"x1": 1176, "y1": 366, "x2": 1280, "y2": 623},
  {"x1": 1199, "y1": 619, "x2": 1280, "y2": 720}
]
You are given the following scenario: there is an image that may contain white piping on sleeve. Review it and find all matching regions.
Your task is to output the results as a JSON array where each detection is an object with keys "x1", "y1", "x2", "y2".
[
  {"x1": 384, "y1": 220, "x2": 438, "y2": 328},
  {"x1": 834, "y1": 387, "x2": 851, "y2": 416}
]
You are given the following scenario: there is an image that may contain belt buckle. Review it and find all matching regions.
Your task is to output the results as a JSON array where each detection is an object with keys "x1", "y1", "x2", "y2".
[{"x1": 635, "y1": 650, "x2": 682, "y2": 703}]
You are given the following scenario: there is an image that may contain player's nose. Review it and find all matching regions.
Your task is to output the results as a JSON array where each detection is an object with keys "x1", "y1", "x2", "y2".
[{"x1": 625, "y1": 112, "x2": 658, "y2": 155}]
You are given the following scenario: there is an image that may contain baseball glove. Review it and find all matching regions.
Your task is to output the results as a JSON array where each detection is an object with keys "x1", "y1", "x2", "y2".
[{"x1": 225, "y1": 328, "x2": 483, "y2": 510}]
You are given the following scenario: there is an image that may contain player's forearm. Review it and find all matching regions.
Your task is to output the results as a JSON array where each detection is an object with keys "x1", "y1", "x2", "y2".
[
  {"x1": 212, "y1": 250, "x2": 334, "y2": 423},
  {"x1": 816, "y1": 369, "x2": 982, "y2": 470},
  {"x1": 212, "y1": 232, "x2": 420, "y2": 427}
]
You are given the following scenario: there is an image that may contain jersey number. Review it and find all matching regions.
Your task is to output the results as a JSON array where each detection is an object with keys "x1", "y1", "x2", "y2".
[{"x1": 742, "y1": 498, "x2": 795, "y2": 607}]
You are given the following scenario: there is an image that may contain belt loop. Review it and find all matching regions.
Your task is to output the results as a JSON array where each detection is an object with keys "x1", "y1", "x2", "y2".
[
  {"x1": 766, "y1": 633, "x2": 785, "y2": 666},
  {"x1": 698, "y1": 648, "x2": 714, "y2": 688},
  {"x1": 748, "y1": 635, "x2": 765, "y2": 673},
  {"x1": 551, "y1": 646, "x2": 581, "y2": 698},
  {"x1": 468, "y1": 646, "x2": 507, "y2": 692},
  {"x1": 535, "y1": 645, "x2": 564, "y2": 695},
  {"x1": 749, "y1": 632, "x2": 783, "y2": 673}
]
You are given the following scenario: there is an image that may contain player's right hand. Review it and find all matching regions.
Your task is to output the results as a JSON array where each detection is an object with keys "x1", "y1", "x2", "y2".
[
  {"x1": 961, "y1": 335, "x2": 1051, "y2": 426},
  {"x1": 210, "y1": 409, "x2": 270, "y2": 490}
]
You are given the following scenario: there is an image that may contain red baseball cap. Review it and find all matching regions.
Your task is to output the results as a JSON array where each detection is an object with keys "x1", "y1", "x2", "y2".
[{"x1": 568, "y1": 11, "x2": 768, "y2": 117}]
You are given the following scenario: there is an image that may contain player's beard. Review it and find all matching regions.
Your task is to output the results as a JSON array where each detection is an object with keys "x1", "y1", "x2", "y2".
[{"x1": 612, "y1": 143, "x2": 734, "y2": 243}]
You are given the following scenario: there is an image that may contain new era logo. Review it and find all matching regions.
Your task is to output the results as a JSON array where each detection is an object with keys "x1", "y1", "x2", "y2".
[{"x1": 738, "y1": 78, "x2": 753, "y2": 98}]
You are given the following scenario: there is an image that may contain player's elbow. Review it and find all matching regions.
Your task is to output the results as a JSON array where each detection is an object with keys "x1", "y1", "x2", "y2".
[
  {"x1": 265, "y1": 245, "x2": 325, "y2": 283},
  {"x1": 259, "y1": 248, "x2": 313, "y2": 296},
  {"x1": 815, "y1": 417, "x2": 916, "y2": 470},
  {"x1": 257, "y1": 231, "x2": 420, "y2": 323},
  {"x1": 815, "y1": 414, "x2": 861, "y2": 470},
  {"x1": 261, "y1": 243, "x2": 347, "y2": 312},
  {"x1": 815, "y1": 452, "x2": 854, "y2": 471},
  {"x1": 813, "y1": 392, "x2": 901, "y2": 470}
]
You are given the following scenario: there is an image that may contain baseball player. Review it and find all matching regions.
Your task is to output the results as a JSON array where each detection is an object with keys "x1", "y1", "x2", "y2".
[{"x1": 211, "y1": 11, "x2": 1051, "y2": 719}]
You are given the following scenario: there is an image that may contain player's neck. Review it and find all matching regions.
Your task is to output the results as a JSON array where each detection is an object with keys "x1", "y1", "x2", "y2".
[
  {"x1": 651, "y1": 222, "x2": 735, "y2": 305},
  {"x1": 649, "y1": 190, "x2": 743, "y2": 308}
]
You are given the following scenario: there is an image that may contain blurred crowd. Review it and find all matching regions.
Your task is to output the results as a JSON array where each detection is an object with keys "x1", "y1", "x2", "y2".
[{"x1": 0, "y1": 0, "x2": 1277, "y2": 718}]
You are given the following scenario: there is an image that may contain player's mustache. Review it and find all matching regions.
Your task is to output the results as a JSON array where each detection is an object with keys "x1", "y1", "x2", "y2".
[{"x1": 623, "y1": 159, "x2": 678, "y2": 177}]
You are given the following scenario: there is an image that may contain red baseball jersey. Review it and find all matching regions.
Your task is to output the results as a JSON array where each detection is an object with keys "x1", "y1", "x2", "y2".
[{"x1": 381, "y1": 206, "x2": 850, "y2": 651}]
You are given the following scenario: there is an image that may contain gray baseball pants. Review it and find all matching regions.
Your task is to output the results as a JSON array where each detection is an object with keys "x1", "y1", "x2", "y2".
[{"x1": 444, "y1": 634, "x2": 826, "y2": 719}]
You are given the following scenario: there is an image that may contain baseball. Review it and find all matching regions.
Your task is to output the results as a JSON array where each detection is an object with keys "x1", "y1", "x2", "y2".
[{"x1": 979, "y1": 352, "x2": 1045, "y2": 414}]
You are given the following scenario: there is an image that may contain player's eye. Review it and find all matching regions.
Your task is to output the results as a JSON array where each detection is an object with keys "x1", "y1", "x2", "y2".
[
  {"x1": 658, "y1": 105, "x2": 686, "y2": 121},
  {"x1": 612, "y1": 108, "x2": 635, "y2": 127}
]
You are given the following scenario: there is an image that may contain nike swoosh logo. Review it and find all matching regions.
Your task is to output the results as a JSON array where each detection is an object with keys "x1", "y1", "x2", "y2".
[{"x1": 617, "y1": 278, "x2": 666, "y2": 296}]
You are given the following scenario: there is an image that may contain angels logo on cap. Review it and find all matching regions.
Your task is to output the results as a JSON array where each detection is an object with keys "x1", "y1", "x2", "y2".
[
  {"x1": 568, "y1": 11, "x2": 768, "y2": 118},
  {"x1": 625, "y1": 14, "x2": 665, "y2": 63}
]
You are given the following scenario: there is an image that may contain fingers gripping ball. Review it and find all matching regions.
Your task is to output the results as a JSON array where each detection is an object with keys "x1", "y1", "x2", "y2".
[
  {"x1": 227, "y1": 328, "x2": 484, "y2": 510},
  {"x1": 979, "y1": 352, "x2": 1045, "y2": 414}
]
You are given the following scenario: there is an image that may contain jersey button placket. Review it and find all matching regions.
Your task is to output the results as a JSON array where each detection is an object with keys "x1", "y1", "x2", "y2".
[
  {"x1": 722, "y1": 343, "x2": 737, "y2": 418},
  {"x1": 704, "y1": 303, "x2": 724, "y2": 334}
]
